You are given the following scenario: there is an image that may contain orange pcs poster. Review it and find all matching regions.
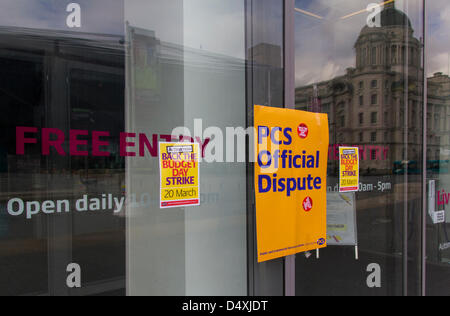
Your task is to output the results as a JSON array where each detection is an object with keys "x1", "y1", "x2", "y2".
[{"x1": 254, "y1": 105, "x2": 329, "y2": 262}]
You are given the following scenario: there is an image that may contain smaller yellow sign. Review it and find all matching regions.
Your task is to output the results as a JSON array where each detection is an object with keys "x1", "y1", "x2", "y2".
[
  {"x1": 159, "y1": 142, "x2": 200, "y2": 209},
  {"x1": 339, "y1": 147, "x2": 359, "y2": 193}
]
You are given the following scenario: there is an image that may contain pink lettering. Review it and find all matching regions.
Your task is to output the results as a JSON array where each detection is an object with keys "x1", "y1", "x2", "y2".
[
  {"x1": 179, "y1": 135, "x2": 194, "y2": 143},
  {"x1": 437, "y1": 190, "x2": 450, "y2": 206},
  {"x1": 120, "y1": 132, "x2": 136, "y2": 157},
  {"x1": 195, "y1": 137, "x2": 211, "y2": 158},
  {"x1": 16, "y1": 126, "x2": 38, "y2": 155},
  {"x1": 16, "y1": 126, "x2": 212, "y2": 158},
  {"x1": 160, "y1": 134, "x2": 176, "y2": 142},
  {"x1": 139, "y1": 133, "x2": 157, "y2": 157},
  {"x1": 70, "y1": 130, "x2": 89, "y2": 156},
  {"x1": 42, "y1": 128, "x2": 66, "y2": 156},
  {"x1": 383, "y1": 146, "x2": 389, "y2": 160},
  {"x1": 327, "y1": 144, "x2": 389, "y2": 161},
  {"x1": 92, "y1": 131, "x2": 110, "y2": 157}
]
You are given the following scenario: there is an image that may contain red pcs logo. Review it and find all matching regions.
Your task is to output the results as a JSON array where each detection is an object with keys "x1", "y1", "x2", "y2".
[
  {"x1": 297, "y1": 124, "x2": 309, "y2": 139},
  {"x1": 303, "y1": 197, "x2": 313, "y2": 212}
]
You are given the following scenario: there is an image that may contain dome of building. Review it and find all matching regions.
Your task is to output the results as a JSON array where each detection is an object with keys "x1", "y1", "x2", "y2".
[
  {"x1": 380, "y1": 5, "x2": 412, "y2": 28},
  {"x1": 358, "y1": 2, "x2": 413, "y2": 36}
]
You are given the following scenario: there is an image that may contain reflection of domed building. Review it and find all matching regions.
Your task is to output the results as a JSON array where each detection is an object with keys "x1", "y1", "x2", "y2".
[
  {"x1": 378, "y1": 2, "x2": 412, "y2": 27},
  {"x1": 295, "y1": 1, "x2": 450, "y2": 175}
]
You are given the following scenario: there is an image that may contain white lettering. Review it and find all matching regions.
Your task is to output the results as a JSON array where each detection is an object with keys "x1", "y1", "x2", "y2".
[
  {"x1": 4, "y1": 194, "x2": 137, "y2": 219},
  {"x1": 66, "y1": 3, "x2": 82, "y2": 28},
  {"x1": 7, "y1": 198, "x2": 24, "y2": 216},
  {"x1": 366, "y1": 263, "x2": 381, "y2": 288},
  {"x1": 367, "y1": 3, "x2": 382, "y2": 28},
  {"x1": 26, "y1": 201, "x2": 40, "y2": 219},
  {"x1": 66, "y1": 263, "x2": 81, "y2": 288},
  {"x1": 114, "y1": 197, "x2": 125, "y2": 213},
  {"x1": 76, "y1": 195, "x2": 88, "y2": 212},
  {"x1": 42, "y1": 200, "x2": 55, "y2": 214}
]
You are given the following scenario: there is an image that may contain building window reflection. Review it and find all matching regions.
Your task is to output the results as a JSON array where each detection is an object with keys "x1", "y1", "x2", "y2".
[
  {"x1": 371, "y1": 112, "x2": 378, "y2": 124},
  {"x1": 370, "y1": 148, "x2": 377, "y2": 160},
  {"x1": 371, "y1": 94, "x2": 378, "y2": 105},
  {"x1": 371, "y1": 80, "x2": 378, "y2": 89},
  {"x1": 392, "y1": 46, "x2": 397, "y2": 64},
  {"x1": 371, "y1": 47, "x2": 377, "y2": 65}
]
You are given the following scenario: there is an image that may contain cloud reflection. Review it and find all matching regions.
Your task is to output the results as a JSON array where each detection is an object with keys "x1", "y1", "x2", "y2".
[
  {"x1": 0, "y1": 0, "x2": 124, "y2": 35},
  {"x1": 293, "y1": 0, "x2": 448, "y2": 86}
]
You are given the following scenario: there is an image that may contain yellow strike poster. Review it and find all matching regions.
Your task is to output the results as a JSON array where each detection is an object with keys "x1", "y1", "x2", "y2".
[
  {"x1": 339, "y1": 147, "x2": 360, "y2": 193},
  {"x1": 254, "y1": 105, "x2": 329, "y2": 262},
  {"x1": 159, "y1": 142, "x2": 200, "y2": 209}
]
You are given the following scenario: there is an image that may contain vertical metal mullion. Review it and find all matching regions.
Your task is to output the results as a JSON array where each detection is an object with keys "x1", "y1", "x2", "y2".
[
  {"x1": 402, "y1": 0, "x2": 410, "y2": 296},
  {"x1": 421, "y1": 0, "x2": 428, "y2": 297},
  {"x1": 244, "y1": 0, "x2": 255, "y2": 297},
  {"x1": 284, "y1": 0, "x2": 296, "y2": 297},
  {"x1": 284, "y1": 0, "x2": 295, "y2": 109}
]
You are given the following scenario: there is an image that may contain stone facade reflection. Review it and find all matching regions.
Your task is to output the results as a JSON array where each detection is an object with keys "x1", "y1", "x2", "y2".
[{"x1": 295, "y1": 3, "x2": 450, "y2": 176}]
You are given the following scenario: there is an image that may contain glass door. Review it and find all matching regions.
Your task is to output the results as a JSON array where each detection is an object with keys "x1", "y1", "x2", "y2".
[
  {"x1": 125, "y1": 0, "x2": 248, "y2": 296},
  {"x1": 425, "y1": 0, "x2": 450, "y2": 296},
  {"x1": 0, "y1": 0, "x2": 251, "y2": 296},
  {"x1": 0, "y1": 34, "x2": 49, "y2": 296},
  {"x1": 294, "y1": 0, "x2": 425, "y2": 295},
  {"x1": 0, "y1": 17, "x2": 126, "y2": 296}
]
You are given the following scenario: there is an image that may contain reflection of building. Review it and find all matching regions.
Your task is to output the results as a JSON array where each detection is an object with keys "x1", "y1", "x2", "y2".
[
  {"x1": 248, "y1": 43, "x2": 284, "y2": 109},
  {"x1": 295, "y1": 2, "x2": 450, "y2": 174},
  {"x1": 428, "y1": 72, "x2": 450, "y2": 161},
  {"x1": 251, "y1": 43, "x2": 282, "y2": 68}
]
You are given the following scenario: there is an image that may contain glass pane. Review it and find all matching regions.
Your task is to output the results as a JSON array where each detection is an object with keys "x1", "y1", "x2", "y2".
[
  {"x1": 425, "y1": 0, "x2": 450, "y2": 296},
  {"x1": 294, "y1": 0, "x2": 424, "y2": 295},
  {"x1": 0, "y1": 0, "x2": 125, "y2": 295},
  {"x1": 69, "y1": 68, "x2": 125, "y2": 285},
  {"x1": 245, "y1": 0, "x2": 285, "y2": 296},
  {"x1": 0, "y1": 42, "x2": 48, "y2": 296},
  {"x1": 125, "y1": 0, "x2": 248, "y2": 295},
  {"x1": 0, "y1": 0, "x2": 248, "y2": 296}
]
